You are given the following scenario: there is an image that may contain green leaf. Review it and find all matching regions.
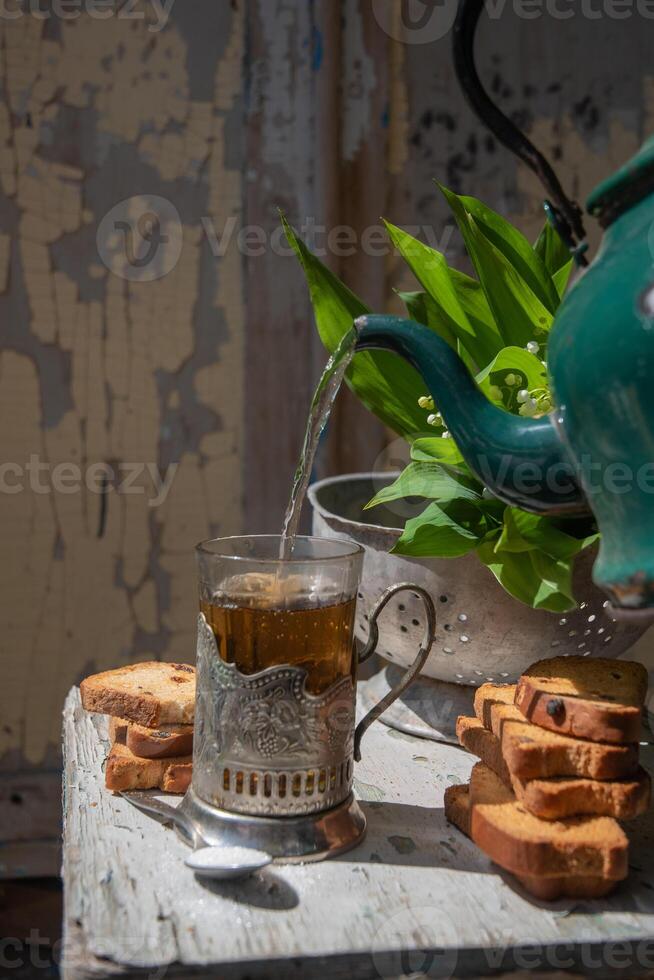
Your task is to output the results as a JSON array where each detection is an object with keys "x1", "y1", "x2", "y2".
[
  {"x1": 531, "y1": 551, "x2": 577, "y2": 610},
  {"x1": 534, "y1": 220, "x2": 571, "y2": 276},
  {"x1": 475, "y1": 346, "x2": 548, "y2": 407},
  {"x1": 410, "y1": 437, "x2": 465, "y2": 466},
  {"x1": 398, "y1": 289, "x2": 477, "y2": 375},
  {"x1": 386, "y1": 220, "x2": 503, "y2": 366},
  {"x1": 393, "y1": 500, "x2": 486, "y2": 558},
  {"x1": 365, "y1": 461, "x2": 480, "y2": 510},
  {"x1": 457, "y1": 193, "x2": 560, "y2": 313},
  {"x1": 283, "y1": 216, "x2": 426, "y2": 439},
  {"x1": 476, "y1": 493, "x2": 507, "y2": 525},
  {"x1": 398, "y1": 289, "x2": 430, "y2": 325},
  {"x1": 448, "y1": 267, "x2": 498, "y2": 348},
  {"x1": 477, "y1": 533, "x2": 577, "y2": 612},
  {"x1": 496, "y1": 508, "x2": 598, "y2": 560},
  {"x1": 439, "y1": 185, "x2": 554, "y2": 347},
  {"x1": 397, "y1": 289, "x2": 459, "y2": 352},
  {"x1": 553, "y1": 259, "x2": 573, "y2": 298}
]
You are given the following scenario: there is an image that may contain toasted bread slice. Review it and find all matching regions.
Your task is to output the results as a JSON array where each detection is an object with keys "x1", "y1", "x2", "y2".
[
  {"x1": 515, "y1": 657, "x2": 647, "y2": 744},
  {"x1": 469, "y1": 763, "x2": 629, "y2": 880},
  {"x1": 444, "y1": 782, "x2": 474, "y2": 836},
  {"x1": 512, "y1": 872, "x2": 618, "y2": 901},
  {"x1": 456, "y1": 715, "x2": 512, "y2": 785},
  {"x1": 489, "y1": 699, "x2": 525, "y2": 736},
  {"x1": 473, "y1": 682, "x2": 515, "y2": 729},
  {"x1": 109, "y1": 716, "x2": 193, "y2": 759},
  {"x1": 105, "y1": 742, "x2": 192, "y2": 793},
  {"x1": 512, "y1": 767, "x2": 650, "y2": 821},
  {"x1": 475, "y1": 683, "x2": 639, "y2": 780},
  {"x1": 444, "y1": 783, "x2": 618, "y2": 900},
  {"x1": 501, "y1": 717, "x2": 639, "y2": 781},
  {"x1": 81, "y1": 662, "x2": 195, "y2": 727},
  {"x1": 459, "y1": 715, "x2": 650, "y2": 821},
  {"x1": 109, "y1": 716, "x2": 128, "y2": 744}
]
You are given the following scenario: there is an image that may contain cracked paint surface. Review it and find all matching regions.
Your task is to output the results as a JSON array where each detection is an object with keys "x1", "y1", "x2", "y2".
[
  {"x1": 4, "y1": 0, "x2": 654, "y2": 812},
  {"x1": 0, "y1": 3, "x2": 244, "y2": 768}
]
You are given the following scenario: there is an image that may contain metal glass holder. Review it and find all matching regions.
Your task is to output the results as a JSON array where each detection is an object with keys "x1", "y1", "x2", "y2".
[
  {"x1": 178, "y1": 584, "x2": 436, "y2": 862},
  {"x1": 123, "y1": 584, "x2": 436, "y2": 863}
]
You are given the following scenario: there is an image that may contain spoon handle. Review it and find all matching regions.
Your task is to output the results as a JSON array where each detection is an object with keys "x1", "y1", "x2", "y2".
[{"x1": 120, "y1": 790, "x2": 201, "y2": 845}]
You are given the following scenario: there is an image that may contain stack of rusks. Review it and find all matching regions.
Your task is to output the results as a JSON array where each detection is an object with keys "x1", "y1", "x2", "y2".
[
  {"x1": 81, "y1": 662, "x2": 196, "y2": 793},
  {"x1": 447, "y1": 656, "x2": 651, "y2": 900}
]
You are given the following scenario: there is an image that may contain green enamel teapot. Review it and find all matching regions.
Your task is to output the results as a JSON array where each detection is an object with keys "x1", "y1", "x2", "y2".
[{"x1": 355, "y1": 3, "x2": 654, "y2": 618}]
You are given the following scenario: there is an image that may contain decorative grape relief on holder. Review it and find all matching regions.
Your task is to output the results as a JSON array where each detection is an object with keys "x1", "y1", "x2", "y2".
[{"x1": 193, "y1": 612, "x2": 356, "y2": 817}]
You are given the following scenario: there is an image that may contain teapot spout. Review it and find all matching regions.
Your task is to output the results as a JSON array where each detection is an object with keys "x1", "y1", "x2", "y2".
[{"x1": 355, "y1": 315, "x2": 586, "y2": 516}]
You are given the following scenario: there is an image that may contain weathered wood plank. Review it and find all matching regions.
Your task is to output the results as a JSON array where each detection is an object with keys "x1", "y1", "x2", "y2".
[
  {"x1": 0, "y1": 1, "x2": 245, "y2": 853},
  {"x1": 63, "y1": 686, "x2": 654, "y2": 980},
  {"x1": 319, "y1": 1, "x2": 393, "y2": 479},
  {"x1": 243, "y1": 0, "x2": 392, "y2": 534}
]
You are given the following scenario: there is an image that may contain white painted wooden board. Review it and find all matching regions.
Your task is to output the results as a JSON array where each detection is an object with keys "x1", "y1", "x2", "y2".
[{"x1": 62, "y1": 687, "x2": 654, "y2": 980}]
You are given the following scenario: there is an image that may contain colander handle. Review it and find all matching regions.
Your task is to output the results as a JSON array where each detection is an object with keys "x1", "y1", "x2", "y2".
[{"x1": 353, "y1": 583, "x2": 436, "y2": 761}]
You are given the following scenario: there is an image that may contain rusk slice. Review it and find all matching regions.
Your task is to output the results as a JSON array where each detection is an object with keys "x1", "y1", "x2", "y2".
[
  {"x1": 473, "y1": 682, "x2": 515, "y2": 729},
  {"x1": 469, "y1": 763, "x2": 629, "y2": 880},
  {"x1": 476, "y1": 683, "x2": 639, "y2": 780},
  {"x1": 512, "y1": 767, "x2": 650, "y2": 821},
  {"x1": 109, "y1": 717, "x2": 128, "y2": 743},
  {"x1": 105, "y1": 743, "x2": 192, "y2": 793},
  {"x1": 81, "y1": 662, "x2": 195, "y2": 726},
  {"x1": 444, "y1": 782, "x2": 474, "y2": 837},
  {"x1": 501, "y1": 719, "x2": 639, "y2": 781},
  {"x1": 459, "y1": 715, "x2": 650, "y2": 820},
  {"x1": 444, "y1": 783, "x2": 618, "y2": 901},
  {"x1": 456, "y1": 716, "x2": 512, "y2": 785},
  {"x1": 109, "y1": 717, "x2": 194, "y2": 759},
  {"x1": 515, "y1": 657, "x2": 647, "y2": 744}
]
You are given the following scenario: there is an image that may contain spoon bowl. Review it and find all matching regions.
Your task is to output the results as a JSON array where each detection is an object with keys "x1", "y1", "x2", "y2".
[{"x1": 185, "y1": 845, "x2": 273, "y2": 880}]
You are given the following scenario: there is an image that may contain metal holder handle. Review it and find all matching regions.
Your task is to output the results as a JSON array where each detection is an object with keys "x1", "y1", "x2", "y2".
[{"x1": 353, "y1": 583, "x2": 436, "y2": 761}]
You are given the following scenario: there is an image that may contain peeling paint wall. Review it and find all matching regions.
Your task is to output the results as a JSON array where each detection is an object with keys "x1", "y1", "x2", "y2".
[
  {"x1": 400, "y1": 6, "x2": 654, "y2": 256},
  {"x1": 3, "y1": 0, "x2": 654, "y2": 870},
  {"x1": 0, "y1": 1, "x2": 244, "y2": 832}
]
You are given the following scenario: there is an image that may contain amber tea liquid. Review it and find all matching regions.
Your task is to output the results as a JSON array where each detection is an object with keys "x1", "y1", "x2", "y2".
[{"x1": 200, "y1": 590, "x2": 357, "y2": 695}]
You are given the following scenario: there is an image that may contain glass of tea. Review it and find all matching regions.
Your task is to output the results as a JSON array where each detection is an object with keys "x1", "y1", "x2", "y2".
[{"x1": 193, "y1": 535, "x2": 435, "y2": 819}]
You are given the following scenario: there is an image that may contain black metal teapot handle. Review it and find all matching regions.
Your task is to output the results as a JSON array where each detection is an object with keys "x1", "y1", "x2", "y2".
[{"x1": 452, "y1": 0, "x2": 587, "y2": 259}]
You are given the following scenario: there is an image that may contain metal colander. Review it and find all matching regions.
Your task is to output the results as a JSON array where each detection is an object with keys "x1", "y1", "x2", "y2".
[{"x1": 309, "y1": 473, "x2": 649, "y2": 687}]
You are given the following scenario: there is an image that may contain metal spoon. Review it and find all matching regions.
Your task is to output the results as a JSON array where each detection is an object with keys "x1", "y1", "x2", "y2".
[
  {"x1": 120, "y1": 791, "x2": 273, "y2": 880},
  {"x1": 185, "y1": 845, "x2": 272, "y2": 880},
  {"x1": 120, "y1": 790, "x2": 202, "y2": 846}
]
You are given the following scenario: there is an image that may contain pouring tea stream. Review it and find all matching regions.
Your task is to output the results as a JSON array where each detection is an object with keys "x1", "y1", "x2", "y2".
[{"x1": 280, "y1": 329, "x2": 357, "y2": 558}]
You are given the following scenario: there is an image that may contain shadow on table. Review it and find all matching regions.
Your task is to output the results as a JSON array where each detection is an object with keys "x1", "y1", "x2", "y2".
[
  {"x1": 342, "y1": 801, "x2": 654, "y2": 915},
  {"x1": 497, "y1": 868, "x2": 654, "y2": 916},
  {"x1": 197, "y1": 868, "x2": 299, "y2": 910},
  {"x1": 337, "y1": 800, "x2": 488, "y2": 872},
  {"x1": 548, "y1": 805, "x2": 654, "y2": 917}
]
